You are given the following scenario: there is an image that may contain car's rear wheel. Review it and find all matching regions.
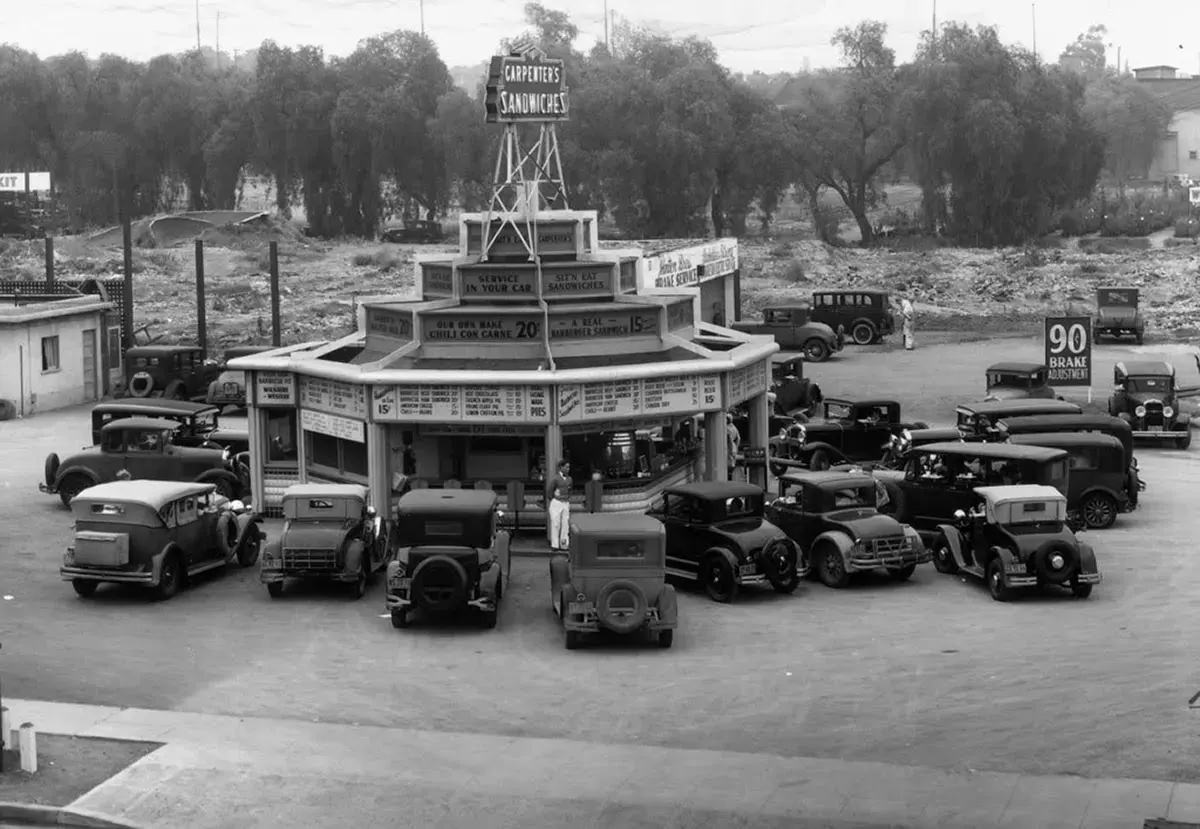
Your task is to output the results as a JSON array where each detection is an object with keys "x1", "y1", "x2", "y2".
[
  {"x1": 565, "y1": 630, "x2": 582, "y2": 650},
  {"x1": 763, "y1": 539, "x2": 799, "y2": 594},
  {"x1": 768, "y1": 444, "x2": 786, "y2": 477},
  {"x1": 391, "y1": 608, "x2": 409, "y2": 628},
  {"x1": 480, "y1": 604, "x2": 498, "y2": 629},
  {"x1": 1177, "y1": 429, "x2": 1192, "y2": 450},
  {"x1": 816, "y1": 544, "x2": 849, "y2": 589},
  {"x1": 1070, "y1": 577, "x2": 1093, "y2": 599},
  {"x1": 267, "y1": 581, "x2": 284, "y2": 599},
  {"x1": 164, "y1": 380, "x2": 187, "y2": 400},
  {"x1": 889, "y1": 564, "x2": 917, "y2": 581},
  {"x1": 700, "y1": 552, "x2": 738, "y2": 603},
  {"x1": 658, "y1": 629, "x2": 674, "y2": 649},
  {"x1": 44, "y1": 453, "x2": 60, "y2": 487},
  {"x1": 237, "y1": 526, "x2": 261, "y2": 567},
  {"x1": 58, "y1": 473, "x2": 91, "y2": 507},
  {"x1": 155, "y1": 552, "x2": 182, "y2": 601},
  {"x1": 352, "y1": 562, "x2": 367, "y2": 599},
  {"x1": 986, "y1": 558, "x2": 1011, "y2": 602},
  {"x1": 932, "y1": 534, "x2": 959, "y2": 574},
  {"x1": 802, "y1": 339, "x2": 830, "y2": 362},
  {"x1": 1081, "y1": 492, "x2": 1118, "y2": 529},
  {"x1": 72, "y1": 579, "x2": 98, "y2": 598},
  {"x1": 851, "y1": 321, "x2": 876, "y2": 345}
]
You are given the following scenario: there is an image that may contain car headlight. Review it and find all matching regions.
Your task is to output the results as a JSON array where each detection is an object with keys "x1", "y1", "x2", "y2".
[
  {"x1": 1163, "y1": 406, "x2": 1174, "y2": 418},
  {"x1": 1135, "y1": 405, "x2": 1146, "y2": 417}
]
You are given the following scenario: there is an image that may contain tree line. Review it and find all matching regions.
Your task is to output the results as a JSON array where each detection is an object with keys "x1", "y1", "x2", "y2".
[{"x1": 0, "y1": 5, "x2": 1172, "y2": 246}]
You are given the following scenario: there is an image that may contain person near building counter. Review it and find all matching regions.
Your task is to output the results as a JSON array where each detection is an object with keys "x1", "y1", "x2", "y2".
[
  {"x1": 547, "y1": 459, "x2": 573, "y2": 553},
  {"x1": 711, "y1": 302, "x2": 725, "y2": 326},
  {"x1": 725, "y1": 412, "x2": 741, "y2": 475}
]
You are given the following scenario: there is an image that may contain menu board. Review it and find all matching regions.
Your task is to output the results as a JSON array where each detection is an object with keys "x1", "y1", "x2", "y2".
[
  {"x1": 541, "y1": 265, "x2": 613, "y2": 298},
  {"x1": 373, "y1": 384, "x2": 551, "y2": 424},
  {"x1": 421, "y1": 263, "x2": 454, "y2": 297},
  {"x1": 559, "y1": 375, "x2": 722, "y2": 423},
  {"x1": 298, "y1": 376, "x2": 367, "y2": 418},
  {"x1": 300, "y1": 409, "x2": 364, "y2": 443},
  {"x1": 365, "y1": 308, "x2": 414, "y2": 341},
  {"x1": 726, "y1": 360, "x2": 770, "y2": 404},
  {"x1": 422, "y1": 313, "x2": 544, "y2": 343},
  {"x1": 548, "y1": 310, "x2": 659, "y2": 341},
  {"x1": 456, "y1": 264, "x2": 614, "y2": 301},
  {"x1": 254, "y1": 370, "x2": 296, "y2": 406}
]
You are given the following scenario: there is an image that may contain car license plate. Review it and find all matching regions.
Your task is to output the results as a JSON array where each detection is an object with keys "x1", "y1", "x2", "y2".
[
  {"x1": 1148, "y1": 426, "x2": 1162, "y2": 432},
  {"x1": 739, "y1": 563, "x2": 757, "y2": 576},
  {"x1": 568, "y1": 602, "x2": 589, "y2": 616},
  {"x1": 396, "y1": 578, "x2": 411, "y2": 589},
  {"x1": 1005, "y1": 564, "x2": 1026, "y2": 575}
]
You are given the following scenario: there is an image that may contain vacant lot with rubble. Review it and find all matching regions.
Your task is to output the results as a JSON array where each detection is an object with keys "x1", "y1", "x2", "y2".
[{"x1": 1, "y1": 213, "x2": 1197, "y2": 350}]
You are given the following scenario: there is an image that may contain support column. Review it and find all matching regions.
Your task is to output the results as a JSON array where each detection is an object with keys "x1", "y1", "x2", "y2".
[
  {"x1": 747, "y1": 390, "x2": 769, "y2": 491},
  {"x1": 544, "y1": 422, "x2": 563, "y2": 499},
  {"x1": 703, "y1": 410, "x2": 727, "y2": 482},
  {"x1": 245, "y1": 392, "x2": 267, "y2": 510},
  {"x1": 366, "y1": 421, "x2": 391, "y2": 516}
]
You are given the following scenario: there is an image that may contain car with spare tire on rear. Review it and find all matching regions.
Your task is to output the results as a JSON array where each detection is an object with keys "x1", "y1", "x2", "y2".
[{"x1": 384, "y1": 489, "x2": 510, "y2": 628}]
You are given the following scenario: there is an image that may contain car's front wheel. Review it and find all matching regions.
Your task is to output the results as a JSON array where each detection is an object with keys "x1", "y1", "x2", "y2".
[
  {"x1": 816, "y1": 544, "x2": 849, "y2": 588},
  {"x1": 802, "y1": 338, "x2": 830, "y2": 362},
  {"x1": 700, "y1": 551, "x2": 738, "y2": 603},
  {"x1": 267, "y1": 581, "x2": 284, "y2": 599},
  {"x1": 850, "y1": 321, "x2": 876, "y2": 345},
  {"x1": 889, "y1": 564, "x2": 917, "y2": 581},
  {"x1": 58, "y1": 473, "x2": 91, "y2": 508},
  {"x1": 155, "y1": 552, "x2": 182, "y2": 601},
  {"x1": 932, "y1": 533, "x2": 959, "y2": 574},
  {"x1": 658, "y1": 629, "x2": 674, "y2": 649},
  {"x1": 1177, "y1": 429, "x2": 1192, "y2": 450},
  {"x1": 72, "y1": 579, "x2": 98, "y2": 598},
  {"x1": 1070, "y1": 577, "x2": 1093, "y2": 599},
  {"x1": 391, "y1": 608, "x2": 409, "y2": 628}
]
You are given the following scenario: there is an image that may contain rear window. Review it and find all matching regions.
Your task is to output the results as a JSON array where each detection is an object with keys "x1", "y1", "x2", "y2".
[
  {"x1": 1022, "y1": 501, "x2": 1047, "y2": 514},
  {"x1": 308, "y1": 499, "x2": 335, "y2": 509},
  {"x1": 423, "y1": 521, "x2": 463, "y2": 536},
  {"x1": 90, "y1": 503, "x2": 124, "y2": 515},
  {"x1": 397, "y1": 517, "x2": 491, "y2": 548},
  {"x1": 597, "y1": 539, "x2": 645, "y2": 559}
]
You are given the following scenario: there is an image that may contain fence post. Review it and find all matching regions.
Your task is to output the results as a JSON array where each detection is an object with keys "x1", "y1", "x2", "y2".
[
  {"x1": 195, "y1": 239, "x2": 207, "y2": 360},
  {"x1": 122, "y1": 219, "x2": 134, "y2": 352},
  {"x1": 44, "y1": 236, "x2": 54, "y2": 290},
  {"x1": 18, "y1": 723, "x2": 36, "y2": 773},
  {"x1": 269, "y1": 241, "x2": 281, "y2": 347}
]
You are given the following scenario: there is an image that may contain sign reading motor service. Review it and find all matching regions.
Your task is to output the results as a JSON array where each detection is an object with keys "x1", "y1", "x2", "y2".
[
  {"x1": 1044, "y1": 316, "x2": 1092, "y2": 386},
  {"x1": 485, "y1": 47, "x2": 569, "y2": 123}
]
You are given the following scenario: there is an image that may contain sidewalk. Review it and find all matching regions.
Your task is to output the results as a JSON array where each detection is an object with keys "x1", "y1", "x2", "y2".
[{"x1": 4, "y1": 699, "x2": 1200, "y2": 828}]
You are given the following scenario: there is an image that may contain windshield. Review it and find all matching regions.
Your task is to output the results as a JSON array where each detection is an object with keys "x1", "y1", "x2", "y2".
[
  {"x1": 988, "y1": 372, "x2": 1032, "y2": 389},
  {"x1": 1125, "y1": 376, "x2": 1170, "y2": 394},
  {"x1": 824, "y1": 401, "x2": 853, "y2": 420},
  {"x1": 720, "y1": 495, "x2": 762, "y2": 520}
]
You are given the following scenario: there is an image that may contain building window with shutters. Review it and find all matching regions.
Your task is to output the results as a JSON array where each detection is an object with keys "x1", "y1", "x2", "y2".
[{"x1": 41, "y1": 335, "x2": 60, "y2": 372}]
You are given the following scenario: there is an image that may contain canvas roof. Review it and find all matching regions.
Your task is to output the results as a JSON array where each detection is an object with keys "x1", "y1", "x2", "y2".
[
  {"x1": 972, "y1": 484, "x2": 1066, "y2": 506},
  {"x1": 74, "y1": 480, "x2": 216, "y2": 510},
  {"x1": 282, "y1": 483, "x2": 370, "y2": 501}
]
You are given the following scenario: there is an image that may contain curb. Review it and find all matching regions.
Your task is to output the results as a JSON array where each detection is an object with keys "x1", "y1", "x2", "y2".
[{"x1": 0, "y1": 802, "x2": 145, "y2": 829}]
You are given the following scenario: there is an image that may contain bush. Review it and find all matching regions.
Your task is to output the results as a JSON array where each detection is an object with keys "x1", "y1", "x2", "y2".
[
  {"x1": 1174, "y1": 217, "x2": 1200, "y2": 238},
  {"x1": 811, "y1": 203, "x2": 841, "y2": 244},
  {"x1": 782, "y1": 261, "x2": 807, "y2": 283},
  {"x1": 1165, "y1": 237, "x2": 1198, "y2": 248},
  {"x1": 1078, "y1": 237, "x2": 1151, "y2": 253},
  {"x1": 768, "y1": 243, "x2": 791, "y2": 258},
  {"x1": 1057, "y1": 206, "x2": 1101, "y2": 237}
]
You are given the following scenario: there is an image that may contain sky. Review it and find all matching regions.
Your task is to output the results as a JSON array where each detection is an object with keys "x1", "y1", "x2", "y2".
[{"x1": 9, "y1": 0, "x2": 1200, "y2": 76}]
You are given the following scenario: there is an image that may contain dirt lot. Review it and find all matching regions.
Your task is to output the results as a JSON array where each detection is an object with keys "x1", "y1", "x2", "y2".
[{"x1": 1, "y1": 186, "x2": 1197, "y2": 351}]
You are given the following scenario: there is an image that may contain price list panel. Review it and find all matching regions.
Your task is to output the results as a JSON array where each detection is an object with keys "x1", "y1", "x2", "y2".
[
  {"x1": 579, "y1": 379, "x2": 641, "y2": 420},
  {"x1": 373, "y1": 384, "x2": 551, "y2": 423}
]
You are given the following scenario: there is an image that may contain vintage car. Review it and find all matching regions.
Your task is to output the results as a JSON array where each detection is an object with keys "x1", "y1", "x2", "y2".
[
  {"x1": 768, "y1": 399, "x2": 929, "y2": 475},
  {"x1": 381, "y1": 220, "x2": 445, "y2": 243},
  {"x1": 261, "y1": 483, "x2": 392, "y2": 599},
  {"x1": 647, "y1": 481, "x2": 807, "y2": 603},
  {"x1": 730, "y1": 305, "x2": 844, "y2": 362},
  {"x1": 874, "y1": 441, "x2": 1071, "y2": 538},
  {"x1": 766, "y1": 470, "x2": 928, "y2": 588},
  {"x1": 60, "y1": 480, "x2": 262, "y2": 600},
  {"x1": 931, "y1": 485, "x2": 1101, "y2": 600},
  {"x1": 808, "y1": 290, "x2": 895, "y2": 345},
  {"x1": 767, "y1": 355, "x2": 823, "y2": 417},
  {"x1": 90, "y1": 400, "x2": 228, "y2": 446},
  {"x1": 995, "y1": 413, "x2": 1142, "y2": 508},
  {"x1": 981, "y1": 362, "x2": 1059, "y2": 401},
  {"x1": 121, "y1": 345, "x2": 222, "y2": 401},
  {"x1": 1093, "y1": 287, "x2": 1145, "y2": 344},
  {"x1": 1108, "y1": 360, "x2": 1197, "y2": 448},
  {"x1": 205, "y1": 345, "x2": 273, "y2": 409},
  {"x1": 878, "y1": 427, "x2": 962, "y2": 469},
  {"x1": 955, "y1": 399, "x2": 1082, "y2": 441},
  {"x1": 42, "y1": 418, "x2": 250, "y2": 507},
  {"x1": 1007, "y1": 433, "x2": 1132, "y2": 529},
  {"x1": 549, "y1": 513, "x2": 677, "y2": 649},
  {"x1": 384, "y1": 489, "x2": 510, "y2": 628}
]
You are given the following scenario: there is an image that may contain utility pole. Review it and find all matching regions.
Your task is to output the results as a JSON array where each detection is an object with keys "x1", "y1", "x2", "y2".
[
  {"x1": 931, "y1": 0, "x2": 937, "y2": 56},
  {"x1": 419, "y1": 0, "x2": 424, "y2": 35},
  {"x1": 1031, "y1": 3, "x2": 1037, "y2": 61},
  {"x1": 215, "y1": 10, "x2": 220, "y2": 69},
  {"x1": 604, "y1": 0, "x2": 609, "y2": 49},
  {"x1": 195, "y1": 0, "x2": 201, "y2": 51}
]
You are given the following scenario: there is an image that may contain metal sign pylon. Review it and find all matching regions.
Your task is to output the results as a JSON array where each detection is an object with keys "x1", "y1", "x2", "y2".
[{"x1": 480, "y1": 123, "x2": 569, "y2": 262}]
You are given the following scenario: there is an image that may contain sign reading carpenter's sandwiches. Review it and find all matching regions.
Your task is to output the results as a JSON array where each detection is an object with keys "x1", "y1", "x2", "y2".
[{"x1": 485, "y1": 44, "x2": 569, "y2": 123}]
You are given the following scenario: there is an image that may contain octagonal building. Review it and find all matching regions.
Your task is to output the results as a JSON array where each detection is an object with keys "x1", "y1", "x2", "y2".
[{"x1": 232, "y1": 208, "x2": 777, "y2": 524}]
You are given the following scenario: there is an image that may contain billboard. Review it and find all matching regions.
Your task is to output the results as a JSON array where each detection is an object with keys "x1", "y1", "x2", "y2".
[{"x1": 485, "y1": 46, "x2": 569, "y2": 123}]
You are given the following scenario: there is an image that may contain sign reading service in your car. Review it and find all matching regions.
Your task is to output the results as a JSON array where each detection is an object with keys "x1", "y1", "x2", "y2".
[{"x1": 1044, "y1": 316, "x2": 1092, "y2": 386}]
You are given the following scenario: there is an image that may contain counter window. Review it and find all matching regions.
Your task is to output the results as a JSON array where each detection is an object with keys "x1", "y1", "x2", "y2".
[
  {"x1": 305, "y1": 430, "x2": 368, "y2": 482},
  {"x1": 266, "y1": 410, "x2": 298, "y2": 464}
]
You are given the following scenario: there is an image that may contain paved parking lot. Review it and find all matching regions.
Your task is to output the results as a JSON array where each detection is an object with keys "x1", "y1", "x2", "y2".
[{"x1": 1, "y1": 336, "x2": 1197, "y2": 788}]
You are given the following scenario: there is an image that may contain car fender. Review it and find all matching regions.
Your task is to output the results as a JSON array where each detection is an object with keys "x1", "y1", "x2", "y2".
[
  {"x1": 802, "y1": 440, "x2": 846, "y2": 463},
  {"x1": 343, "y1": 538, "x2": 366, "y2": 575},
  {"x1": 205, "y1": 380, "x2": 220, "y2": 404},
  {"x1": 811, "y1": 529, "x2": 853, "y2": 562},
  {"x1": 656, "y1": 583, "x2": 678, "y2": 624},
  {"x1": 260, "y1": 539, "x2": 281, "y2": 571},
  {"x1": 1080, "y1": 485, "x2": 1123, "y2": 507},
  {"x1": 194, "y1": 468, "x2": 241, "y2": 496},
  {"x1": 987, "y1": 544, "x2": 1021, "y2": 572},
  {"x1": 152, "y1": 542, "x2": 184, "y2": 582},
  {"x1": 703, "y1": 545, "x2": 739, "y2": 572},
  {"x1": 495, "y1": 528, "x2": 511, "y2": 583},
  {"x1": 234, "y1": 512, "x2": 262, "y2": 545},
  {"x1": 478, "y1": 560, "x2": 500, "y2": 596},
  {"x1": 934, "y1": 524, "x2": 964, "y2": 560},
  {"x1": 1076, "y1": 541, "x2": 1099, "y2": 574},
  {"x1": 55, "y1": 464, "x2": 100, "y2": 488}
]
